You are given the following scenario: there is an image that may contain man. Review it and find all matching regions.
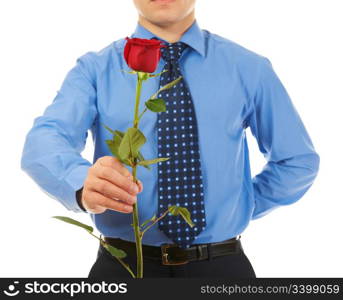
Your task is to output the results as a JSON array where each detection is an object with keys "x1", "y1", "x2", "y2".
[{"x1": 21, "y1": 0, "x2": 320, "y2": 278}]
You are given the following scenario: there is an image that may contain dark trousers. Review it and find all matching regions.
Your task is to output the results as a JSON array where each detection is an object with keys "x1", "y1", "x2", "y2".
[{"x1": 88, "y1": 241, "x2": 256, "y2": 278}]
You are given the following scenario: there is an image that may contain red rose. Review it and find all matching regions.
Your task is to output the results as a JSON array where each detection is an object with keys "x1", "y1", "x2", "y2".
[{"x1": 124, "y1": 37, "x2": 166, "y2": 73}]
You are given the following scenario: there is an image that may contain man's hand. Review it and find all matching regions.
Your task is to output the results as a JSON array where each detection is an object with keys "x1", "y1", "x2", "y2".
[{"x1": 80, "y1": 156, "x2": 143, "y2": 214}]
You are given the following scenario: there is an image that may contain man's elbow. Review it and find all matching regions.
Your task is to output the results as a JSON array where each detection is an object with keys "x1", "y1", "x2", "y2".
[
  {"x1": 20, "y1": 129, "x2": 39, "y2": 175},
  {"x1": 309, "y1": 151, "x2": 320, "y2": 177},
  {"x1": 301, "y1": 151, "x2": 320, "y2": 184},
  {"x1": 20, "y1": 142, "x2": 30, "y2": 173},
  {"x1": 20, "y1": 156, "x2": 34, "y2": 178}
]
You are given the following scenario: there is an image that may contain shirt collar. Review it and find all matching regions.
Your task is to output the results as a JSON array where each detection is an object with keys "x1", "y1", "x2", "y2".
[{"x1": 130, "y1": 19, "x2": 205, "y2": 57}]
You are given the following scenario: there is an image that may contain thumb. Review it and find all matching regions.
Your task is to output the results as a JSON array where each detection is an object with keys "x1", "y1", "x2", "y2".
[
  {"x1": 126, "y1": 175, "x2": 143, "y2": 193},
  {"x1": 137, "y1": 179, "x2": 143, "y2": 193}
]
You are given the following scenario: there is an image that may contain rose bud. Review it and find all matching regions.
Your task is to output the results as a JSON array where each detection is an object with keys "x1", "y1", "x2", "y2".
[{"x1": 124, "y1": 37, "x2": 166, "y2": 73}]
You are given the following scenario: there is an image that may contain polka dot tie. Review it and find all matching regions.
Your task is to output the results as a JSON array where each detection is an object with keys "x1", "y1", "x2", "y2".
[{"x1": 153, "y1": 39, "x2": 207, "y2": 249}]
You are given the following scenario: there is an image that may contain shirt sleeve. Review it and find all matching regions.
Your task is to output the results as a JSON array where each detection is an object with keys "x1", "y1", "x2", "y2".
[
  {"x1": 247, "y1": 57, "x2": 320, "y2": 220},
  {"x1": 20, "y1": 53, "x2": 97, "y2": 213}
]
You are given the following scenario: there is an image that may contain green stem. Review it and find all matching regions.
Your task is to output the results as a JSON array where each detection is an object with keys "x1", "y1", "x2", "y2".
[
  {"x1": 133, "y1": 75, "x2": 143, "y2": 128},
  {"x1": 141, "y1": 209, "x2": 169, "y2": 238},
  {"x1": 137, "y1": 107, "x2": 147, "y2": 121},
  {"x1": 132, "y1": 72, "x2": 144, "y2": 278},
  {"x1": 88, "y1": 232, "x2": 135, "y2": 278}
]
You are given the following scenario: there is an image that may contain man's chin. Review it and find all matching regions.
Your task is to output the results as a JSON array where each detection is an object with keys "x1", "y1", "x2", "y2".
[{"x1": 147, "y1": 15, "x2": 181, "y2": 27}]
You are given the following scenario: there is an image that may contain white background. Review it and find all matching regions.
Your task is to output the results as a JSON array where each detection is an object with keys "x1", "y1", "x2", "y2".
[{"x1": 1, "y1": 0, "x2": 342, "y2": 277}]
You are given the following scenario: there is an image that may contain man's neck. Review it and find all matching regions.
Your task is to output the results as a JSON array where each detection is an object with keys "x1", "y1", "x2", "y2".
[{"x1": 137, "y1": 14, "x2": 195, "y2": 43}]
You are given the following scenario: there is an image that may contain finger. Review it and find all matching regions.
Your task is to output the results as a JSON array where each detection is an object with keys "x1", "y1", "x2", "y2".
[
  {"x1": 98, "y1": 156, "x2": 131, "y2": 177},
  {"x1": 91, "y1": 190, "x2": 133, "y2": 213},
  {"x1": 94, "y1": 165, "x2": 139, "y2": 196},
  {"x1": 91, "y1": 177, "x2": 137, "y2": 205},
  {"x1": 86, "y1": 205, "x2": 106, "y2": 214}
]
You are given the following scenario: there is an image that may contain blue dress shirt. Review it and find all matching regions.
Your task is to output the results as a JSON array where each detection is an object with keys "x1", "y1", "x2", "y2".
[{"x1": 21, "y1": 19, "x2": 320, "y2": 246}]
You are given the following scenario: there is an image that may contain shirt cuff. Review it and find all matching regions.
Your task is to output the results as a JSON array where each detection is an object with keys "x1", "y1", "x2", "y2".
[
  {"x1": 76, "y1": 187, "x2": 87, "y2": 212},
  {"x1": 63, "y1": 164, "x2": 90, "y2": 213}
]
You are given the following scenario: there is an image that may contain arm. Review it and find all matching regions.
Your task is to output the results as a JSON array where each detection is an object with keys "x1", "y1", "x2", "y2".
[
  {"x1": 246, "y1": 57, "x2": 320, "y2": 220},
  {"x1": 20, "y1": 53, "x2": 97, "y2": 213}
]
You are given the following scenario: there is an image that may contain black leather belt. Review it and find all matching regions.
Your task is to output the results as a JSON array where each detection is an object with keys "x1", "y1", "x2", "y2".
[{"x1": 102, "y1": 235, "x2": 243, "y2": 265}]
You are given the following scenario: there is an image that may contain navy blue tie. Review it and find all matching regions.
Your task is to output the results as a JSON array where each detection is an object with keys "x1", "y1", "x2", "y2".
[{"x1": 154, "y1": 39, "x2": 207, "y2": 249}]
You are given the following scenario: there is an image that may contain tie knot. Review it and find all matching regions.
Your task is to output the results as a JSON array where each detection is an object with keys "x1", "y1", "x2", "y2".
[{"x1": 159, "y1": 41, "x2": 188, "y2": 62}]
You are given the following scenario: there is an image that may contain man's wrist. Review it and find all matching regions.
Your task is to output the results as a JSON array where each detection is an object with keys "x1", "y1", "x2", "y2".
[{"x1": 76, "y1": 187, "x2": 87, "y2": 212}]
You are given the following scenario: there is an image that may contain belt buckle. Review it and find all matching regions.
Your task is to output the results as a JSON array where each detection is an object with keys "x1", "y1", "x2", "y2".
[{"x1": 161, "y1": 244, "x2": 189, "y2": 265}]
